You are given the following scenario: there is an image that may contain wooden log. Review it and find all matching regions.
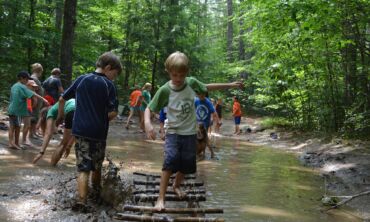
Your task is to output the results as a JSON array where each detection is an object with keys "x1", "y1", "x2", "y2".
[
  {"x1": 134, "y1": 180, "x2": 203, "y2": 187},
  {"x1": 133, "y1": 172, "x2": 196, "y2": 179},
  {"x1": 133, "y1": 189, "x2": 206, "y2": 195},
  {"x1": 115, "y1": 213, "x2": 225, "y2": 222},
  {"x1": 134, "y1": 194, "x2": 206, "y2": 202},
  {"x1": 114, "y1": 214, "x2": 170, "y2": 222},
  {"x1": 326, "y1": 190, "x2": 370, "y2": 210},
  {"x1": 123, "y1": 205, "x2": 223, "y2": 214}
]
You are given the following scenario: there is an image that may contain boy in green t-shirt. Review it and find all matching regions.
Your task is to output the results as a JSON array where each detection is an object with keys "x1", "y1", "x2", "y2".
[
  {"x1": 32, "y1": 99, "x2": 76, "y2": 165},
  {"x1": 8, "y1": 71, "x2": 49, "y2": 150},
  {"x1": 144, "y1": 51, "x2": 243, "y2": 210}
]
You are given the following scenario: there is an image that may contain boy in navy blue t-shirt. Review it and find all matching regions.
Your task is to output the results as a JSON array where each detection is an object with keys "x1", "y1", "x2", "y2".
[{"x1": 56, "y1": 52, "x2": 122, "y2": 207}]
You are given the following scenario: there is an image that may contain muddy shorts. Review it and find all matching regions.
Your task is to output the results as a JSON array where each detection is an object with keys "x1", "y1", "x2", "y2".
[
  {"x1": 74, "y1": 136, "x2": 106, "y2": 172},
  {"x1": 8, "y1": 115, "x2": 21, "y2": 127},
  {"x1": 163, "y1": 134, "x2": 197, "y2": 174}
]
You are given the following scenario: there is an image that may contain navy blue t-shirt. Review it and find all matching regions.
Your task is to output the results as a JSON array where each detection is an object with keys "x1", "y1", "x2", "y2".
[
  {"x1": 194, "y1": 97, "x2": 215, "y2": 129},
  {"x1": 62, "y1": 72, "x2": 118, "y2": 141},
  {"x1": 42, "y1": 76, "x2": 62, "y2": 101}
]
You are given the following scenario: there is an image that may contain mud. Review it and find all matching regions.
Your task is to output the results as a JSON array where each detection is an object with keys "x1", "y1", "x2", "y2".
[{"x1": 1, "y1": 110, "x2": 370, "y2": 220}]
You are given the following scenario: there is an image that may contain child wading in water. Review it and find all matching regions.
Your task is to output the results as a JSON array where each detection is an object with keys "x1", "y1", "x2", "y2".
[
  {"x1": 144, "y1": 51, "x2": 243, "y2": 210},
  {"x1": 8, "y1": 71, "x2": 49, "y2": 150},
  {"x1": 232, "y1": 96, "x2": 242, "y2": 135},
  {"x1": 56, "y1": 52, "x2": 122, "y2": 208}
]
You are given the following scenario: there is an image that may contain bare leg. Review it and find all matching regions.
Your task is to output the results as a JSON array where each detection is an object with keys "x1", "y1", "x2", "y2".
[
  {"x1": 139, "y1": 111, "x2": 145, "y2": 132},
  {"x1": 14, "y1": 126, "x2": 21, "y2": 147},
  {"x1": 125, "y1": 109, "x2": 134, "y2": 129},
  {"x1": 8, "y1": 125, "x2": 21, "y2": 150},
  {"x1": 173, "y1": 172, "x2": 186, "y2": 198},
  {"x1": 155, "y1": 170, "x2": 172, "y2": 211},
  {"x1": 77, "y1": 171, "x2": 90, "y2": 204},
  {"x1": 236, "y1": 125, "x2": 241, "y2": 135},
  {"x1": 91, "y1": 170, "x2": 101, "y2": 190},
  {"x1": 22, "y1": 117, "x2": 33, "y2": 146},
  {"x1": 32, "y1": 119, "x2": 54, "y2": 164}
]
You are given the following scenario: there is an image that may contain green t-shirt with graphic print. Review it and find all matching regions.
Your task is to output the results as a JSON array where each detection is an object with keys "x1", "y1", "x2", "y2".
[
  {"x1": 8, "y1": 82, "x2": 35, "y2": 117},
  {"x1": 148, "y1": 77, "x2": 207, "y2": 135}
]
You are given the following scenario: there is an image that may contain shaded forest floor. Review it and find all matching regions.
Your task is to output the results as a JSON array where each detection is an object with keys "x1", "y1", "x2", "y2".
[{"x1": 0, "y1": 110, "x2": 369, "y2": 220}]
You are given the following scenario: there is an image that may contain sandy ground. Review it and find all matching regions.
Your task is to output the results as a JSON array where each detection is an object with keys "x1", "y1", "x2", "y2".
[{"x1": 0, "y1": 111, "x2": 369, "y2": 220}]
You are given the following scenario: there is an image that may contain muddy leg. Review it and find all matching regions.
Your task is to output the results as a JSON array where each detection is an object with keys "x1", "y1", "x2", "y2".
[
  {"x1": 173, "y1": 172, "x2": 186, "y2": 199},
  {"x1": 155, "y1": 170, "x2": 171, "y2": 211},
  {"x1": 91, "y1": 170, "x2": 101, "y2": 190},
  {"x1": 77, "y1": 171, "x2": 90, "y2": 204}
]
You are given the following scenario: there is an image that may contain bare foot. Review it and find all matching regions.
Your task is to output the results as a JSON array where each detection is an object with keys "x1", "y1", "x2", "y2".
[
  {"x1": 8, "y1": 144, "x2": 21, "y2": 150},
  {"x1": 154, "y1": 199, "x2": 165, "y2": 212},
  {"x1": 32, "y1": 153, "x2": 44, "y2": 164},
  {"x1": 22, "y1": 141, "x2": 35, "y2": 148},
  {"x1": 173, "y1": 186, "x2": 186, "y2": 199}
]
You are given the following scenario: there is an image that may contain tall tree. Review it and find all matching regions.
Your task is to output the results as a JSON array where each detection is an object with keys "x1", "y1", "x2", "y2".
[
  {"x1": 226, "y1": 0, "x2": 233, "y2": 62},
  {"x1": 60, "y1": 0, "x2": 77, "y2": 87}
]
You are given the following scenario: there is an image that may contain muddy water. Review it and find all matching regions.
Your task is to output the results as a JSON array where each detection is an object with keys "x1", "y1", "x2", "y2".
[
  {"x1": 109, "y1": 134, "x2": 361, "y2": 222},
  {"x1": 0, "y1": 129, "x2": 361, "y2": 221}
]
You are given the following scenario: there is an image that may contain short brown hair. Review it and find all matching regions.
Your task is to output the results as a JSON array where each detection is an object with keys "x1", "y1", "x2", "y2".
[
  {"x1": 51, "y1": 68, "x2": 61, "y2": 75},
  {"x1": 164, "y1": 51, "x2": 189, "y2": 73},
  {"x1": 96, "y1": 52, "x2": 123, "y2": 75}
]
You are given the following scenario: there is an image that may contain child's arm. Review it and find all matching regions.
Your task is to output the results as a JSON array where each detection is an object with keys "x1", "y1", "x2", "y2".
[
  {"x1": 144, "y1": 107, "x2": 156, "y2": 140},
  {"x1": 108, "y1": 111, "x2": 117, "y2": 121},
  {"x1": 212, "y1": 112, "x2": 220, "y2": 125},
  {"x1": 56, "y1": 97, "x2": 66, "y2": 126},
  {"x1": 206, "y1": 82, "x2": 243, "y2": 91},
  {"x1": 32, "y1": 93, "x2": 49, "y2": 106}
]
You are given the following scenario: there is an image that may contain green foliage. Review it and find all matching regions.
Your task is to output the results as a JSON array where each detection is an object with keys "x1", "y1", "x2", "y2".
[
  {"x1": 0, "y1": 0, "x2": 368, "y2": 139},
  {"x1": 260, "y1": 117, "x2": 293, "y2": 130}
]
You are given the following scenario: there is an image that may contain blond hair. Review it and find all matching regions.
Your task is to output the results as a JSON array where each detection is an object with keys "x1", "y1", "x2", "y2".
[
  {"x1": 164, "y1": 51, "x2": 189, "y2": 73},
  {"x1": 142, "y1": 82, "x2": 152, "y2": 90},
  {"x1": 31, "y1": 63, "x2": 43, "y2": 74}
]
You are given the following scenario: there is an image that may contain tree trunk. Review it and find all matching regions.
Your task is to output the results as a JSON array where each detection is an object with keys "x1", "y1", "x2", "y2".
[
  {"x1": 226, "y1": 0, "x2": 233, "y2": 62},
  {"x1": 150, "y1": 0, "x2": 163, "y2": 91},
  {"x1": 60, "y1": 0, "x2": 77, "y2": 87},
  {"x1": 122, "y1": 2, "x2": 132, "y2": 90},
  {"x1": 27, "y1": 0, "x2": 36, "y2": 71},
  {"x1": 238, "y1": 0, "x2": 245, "y2": 61},
  {"x1": 53, "y1": 0, "x2": 63, "y2": 66}
]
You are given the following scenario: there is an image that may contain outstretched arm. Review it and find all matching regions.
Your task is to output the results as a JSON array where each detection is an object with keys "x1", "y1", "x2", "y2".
[{"x1": 206, "y1": 81, "x2": 243, "y2": 91}]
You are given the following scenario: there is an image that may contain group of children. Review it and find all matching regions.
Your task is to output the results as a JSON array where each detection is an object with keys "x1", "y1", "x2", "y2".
[
  {"x1": 6, "y1": 51, "x2": 243, "y2": 211},
  {"x1": 7, "y1": 62, "x2": 76, "y2": 166}
]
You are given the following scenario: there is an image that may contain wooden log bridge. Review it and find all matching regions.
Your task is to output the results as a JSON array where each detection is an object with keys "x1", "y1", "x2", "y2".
[
  {"x1": 134, "y1": 194, "x2": 206, "y2": 202},
  {"x1": 115, "y1": 213, "x2": 225, "y2": 222},
  {"x1": 134, "y1": 180, "x2": 204, "y2": 187},
  {"x1": 123, "y1": 205, "x2": 224, "y2": 214},
  {"x1": 134, "y1": 172, "x2": 196, "y2": 180},
  {"x1": 133, "y1": 189, "x2": 206, "y2": 195},
  {"x1": 115, "y1": 172, "x2": 225, "y2": 221}
]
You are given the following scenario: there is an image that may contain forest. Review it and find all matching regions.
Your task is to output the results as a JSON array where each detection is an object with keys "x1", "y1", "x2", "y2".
[{"x1": 0, "y1": 0, "x2": 369, "y2": 137}]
